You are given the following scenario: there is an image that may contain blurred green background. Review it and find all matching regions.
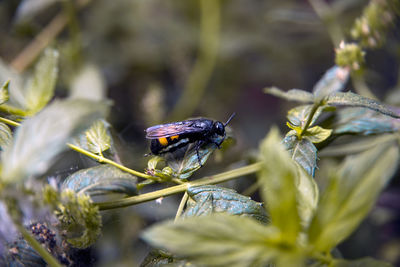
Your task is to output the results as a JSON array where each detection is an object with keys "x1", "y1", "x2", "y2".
[{"x1": 1, "y1": 0, "x2": 399, "y2": 266}]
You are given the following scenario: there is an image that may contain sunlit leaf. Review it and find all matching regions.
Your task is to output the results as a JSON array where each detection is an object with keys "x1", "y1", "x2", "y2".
[
  {"x1": 333, "y1": 107, "x2": 400, "y2": 135},
  {"x1": 70, "y1": 64, "x2": 106, "y2": 101},
  {"x1": 326, "y1": 92, "x2": 400, "y2": 118},
  {"x1": 296, "y1": 167, "x2": 319, "y2": 228},
  {"x1": 287, "y1": 105, "x2": 331, "y2": 128},
  {"x1": 183, "y1": 185, "x2": 268, "y2": 223},
  {"x1": 0, "y1": 80, "x2": 10, "y2": 105},
  {"x1": 283, "y1": 134, "x2": 317, "y2": 177},
  {"x1": 85, "y1": 120, "x2": 111, "y2": 155},
  {"x1": 331, "y1": 257, "x2": 393, "y2": 267},
  {"x1": 313, "y1": 66, "x2": 350, "y2": 102},
  {"x1": 1, "y1": 99, "x2": 109, "y2": 183},
  {"x1": 265, "y1": 87, "x2": 314, "y2": 103},
  {"x1": 304, "y1": 126, "x2": 332, "y2": 143},
  {"x1": 0, "y1": 122, "x2": 12, "y2": 151},
  {"x1": 258, "y1": 127, "x2": 301, "y2": 244},
  {"x1": 0, "y1": 59, "x2": 25, "y2": 109},
  {"x1": 62, "y1": 164, "x2": 137, "y2": 201},
  {"x1": 142, "y1": 214, "x2": 303, "y2": 267},
  {"x1": 24, "y1": 48, "x2": 59, "y2": 114},
  {"x1": 308, "y1": 140, "x2": 399, "y2": 252}
]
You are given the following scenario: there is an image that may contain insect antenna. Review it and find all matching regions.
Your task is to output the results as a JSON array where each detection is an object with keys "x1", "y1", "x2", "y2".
[{"x1": 224, "y1": 112, "x2": 236, "y2": 126}]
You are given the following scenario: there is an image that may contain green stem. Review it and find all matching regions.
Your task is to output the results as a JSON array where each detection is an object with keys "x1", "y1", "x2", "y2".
[
  {"x1": 0, "y1": 117, "x2": 21, "y2": 127},
  {"x1": 299, "y1": 103, "x2": 320, "y2": 138},
  {"x1": 15, "y1": 223, "x2": 62, "y2": 267},
  {"x1": 67, "y1": 143, "x2": 160, "y2": 181},
  {"x1": 97, "y1": 162, "x2": 262, "y2": 210},
  {"x1": 0, "y1": 104, "x2": 27, "y2": 117},
  {"x1": 175, "y1": 191, "x2": 189, "y2": 222},
  {"x1": 168, "y1": 0, "x2": 220, "y2": 120}
]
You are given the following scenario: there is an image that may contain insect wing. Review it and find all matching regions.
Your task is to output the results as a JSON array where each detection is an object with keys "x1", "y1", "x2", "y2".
[{"x1": 146, "y1": 120, "x2": 201, "y2": 139}]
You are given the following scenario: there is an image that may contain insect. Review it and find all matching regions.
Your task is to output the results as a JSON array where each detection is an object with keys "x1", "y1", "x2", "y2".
[{"x1": 145, "y1": 113, "x2": 236, "y2": 166}]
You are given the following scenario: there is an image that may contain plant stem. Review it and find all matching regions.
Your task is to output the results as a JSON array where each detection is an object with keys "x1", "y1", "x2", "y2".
[
  {"x1": 67, "y1": 143, "x2": 160, "y2": 181},
  {"x1": 168, "y1": 0, "x2": 220, "y2": 120},
  {"x1": 15, "y1": 223, "x2": 62, "y2": 267},
  {"x1": 97, "y1": 162, "x2": 262, "y2": 210},
  {"x1": 0, "y1": 117, "x2": 21, "y2": 127},
  {"x1": 175, "y1": 191, "x2": 189, "y2": 222},
  {"x1": 0, "y1": 104, "x2": 27, "y2": 117},
  {"x1": 299, "y1": 103, "x2": 320, "y2": 138}
]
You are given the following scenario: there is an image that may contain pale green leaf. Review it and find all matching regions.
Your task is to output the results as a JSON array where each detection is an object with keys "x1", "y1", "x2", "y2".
[
  {"x1": 183, "y1": 185, "x2": 268, "y2": 223},
  {"x1": 85, "y1": 120, "x2": 111, "y2": 155},
  {"x1": 304, "y1": 126, "x2": 332, "y2": 143},
  {"x1": 0, "y1": 80, "x2": 10, "y2": 105},
  {"x1": 330, "y1": 257, "x2": 393, "y2": 267},
  {"x1": 308, "y1": 140, "x2": 399, "y2": 251},
  {"x1": 283, "y1": 134, "x2": 317, "y2": 177},
  {"x1": 265, "y1": 87, "x2": 314, "y2": 103},
  {"x1": 296, "y1": 166, "x2": 319, "y2": 228},
  {"x1": 0, "y1": 122, "x2": 12, "y2": 150},
  {"x1": 1, "y1": 99, "x2": 109, "y2": 183},
  {"x1": 313, "y1": 66, "x2": 349, "y2": 102},
  {"x1": 24, "y1": 48, "x2": 59, "y2": 114},
  {"x1": 62, "y1": 164, "x2": 137, "y2": 201},
  {"x1": 326, "y1": 92, "x2": 400, "y2": 118},
  {"x1": 0, "y1": 59, "x2": 25, "y2": 109},
  {"x1": 258, "y1": 127, "x2": 301, "y2": 244},
  {"x1": 70, "y1": 64, "x2": 106, "y2": 101},
  {"x1": 142, "y1": 214, "x2": 303, "y2": 267},
  {"x1": 287, "y1": 105, "x2": 331, "y2": 128}
]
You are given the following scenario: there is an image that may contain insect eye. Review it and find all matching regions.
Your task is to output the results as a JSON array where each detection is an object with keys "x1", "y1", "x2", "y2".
[{"x1": 214, "y1": 122, "x2": 225, "y2": 135}]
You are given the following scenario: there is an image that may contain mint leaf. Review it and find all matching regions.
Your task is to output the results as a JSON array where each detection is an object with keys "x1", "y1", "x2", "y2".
[
  {"x1": 308, "y1": 140, "x2": 399, "y2": 251},
  {"x1": 265, "y1": 87, "x2": 314, "y2": 103},
  {"x1": 259, "y1": 127, "x2": 301, "y2": 244}
]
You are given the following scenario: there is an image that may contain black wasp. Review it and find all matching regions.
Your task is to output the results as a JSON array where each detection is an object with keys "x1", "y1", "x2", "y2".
[{"x1": 145, "y1": 113, "x2": 235, "y2": 166}]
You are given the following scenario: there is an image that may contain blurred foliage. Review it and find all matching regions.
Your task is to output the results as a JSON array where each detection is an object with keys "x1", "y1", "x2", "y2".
[{"x1": 0, "y1": 0, "x2": 399, "y2": 266}]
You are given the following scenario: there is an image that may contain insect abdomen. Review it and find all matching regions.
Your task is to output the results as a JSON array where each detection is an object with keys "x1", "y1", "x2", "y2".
[{"x1": 150, "y1": 135, "x2": 189, "y2": 154}]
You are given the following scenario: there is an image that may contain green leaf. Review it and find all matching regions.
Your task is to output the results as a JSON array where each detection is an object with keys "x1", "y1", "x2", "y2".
[
  {"x1": 313, "y1": 66, "x2": 350, "y2": 102},
  {"x1": 287, "y1": 105, "x2": 330, "y2": 128},
  {"x1": 0, "y1": 80, "x2": 10, "y2": 105},
  {"x1": 1, "y1": 99, "x2": 109, "y2": 183},
  {"x1": 85, "y1": 120, "x2": 111, "y2": 155},
  {"x1": 258, "y1": 127, "x2": 301, "y2": 244},
  {"x1": 24, "y1": 48, "x2": 59, "y2": 114},
  {"x1": 296, "y1": 167, "x2": 319, "y2": 228},
  {"x1": 164, "y1": 136, "x2": 224, "y2": 179},
  {"x1": 183, "y1": 185, "x2": 268, "y2": 223},
  {"x1": 70, "y1": 64, "x2": 106, "y2": 101},
  {"x1": 330, "y1": 257, "x2": 393, "y2": 267},
  {"x1": 62, "y1": 164, "x2": 137, "y2": 201},
  {"x1": 0, "y1": 122, "x2": 12, "y2": 150},
  {"x1": 264, "y1": 87, "x2": 314, "y2": 103},
  {"x1": 333, "y1": 107, "x2": 400, "y2": 135},
  {"x1": 142, "y1": 214, "x2": 303, "y2": 267},
  {"x1": 326, "y1": 92, "x2": 400, "y2": 118},
  {"x1": 304, "y1": 126, "x2": 332, "y2": 143},
  {"x1": 308, "y1": 140, "x2": 399, "y2": 252},
  {"x1": 283, "y1": 133, "x2": 317, "y2": 177}
]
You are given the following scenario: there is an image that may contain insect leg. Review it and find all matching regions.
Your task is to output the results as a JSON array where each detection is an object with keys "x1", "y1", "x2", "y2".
[{"x1": 194, "y1": 140, "x2": 204, "y2": 167}]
